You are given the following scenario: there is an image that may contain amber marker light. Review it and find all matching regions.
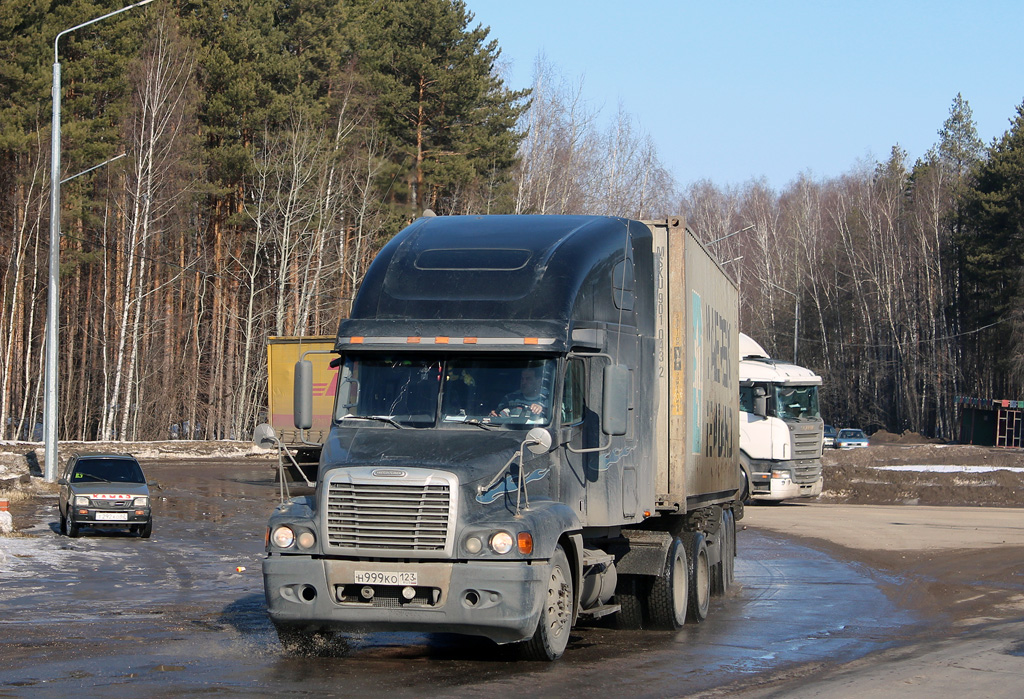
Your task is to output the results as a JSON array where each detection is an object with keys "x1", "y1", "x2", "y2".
[{"x1": 517, "y1": 532, "x2": 534, "y2": 554}]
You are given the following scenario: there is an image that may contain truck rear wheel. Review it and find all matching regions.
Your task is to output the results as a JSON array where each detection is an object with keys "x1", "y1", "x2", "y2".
[
  {"x1": 712, "y1": 508, "x2": 736, "y2": 595},
  {"x1": 519, "y1": 544, "x2": 573, "y2": 660},
  {"x1": 684, "y1": 532, "x2": 710, "y2": 623},
  {"x1": 613, "y1": 574, "x2": 646, "y2": 629},
  {"x1": 647, "y1": 536, "x2": 688, "y2": 629},
  {"x1": 722, "y1": 509, "x2": 736, "y2": 590}
]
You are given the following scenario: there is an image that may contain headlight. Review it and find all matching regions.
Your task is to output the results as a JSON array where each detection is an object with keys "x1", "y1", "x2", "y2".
[
  {"x1": 296, "y1": 531, "x2": 316, "y2": 550},
  {"x1": 74, "y1": 496, "x2": 90, "y2": 507},
  {"x1": 490, "y1": 531, "x2": 514, "y2": 554},
  {"x1": 133, "y1": 497, "x2": 149, "y2": 507},
  {"x1": 271, "y1": 525, "x2": 296, "y2": 548},
  {"x1": 464, "y1": 536, "x2": 483, "y2": 554},
  {"x1": 771, "y1": 469, "x2": 792, "y2": 480}
]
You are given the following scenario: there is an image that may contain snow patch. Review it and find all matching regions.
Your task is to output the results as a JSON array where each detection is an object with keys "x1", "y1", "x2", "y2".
[{"x1": 872, "y1": 465, "x2": 1024, "y2": 474}]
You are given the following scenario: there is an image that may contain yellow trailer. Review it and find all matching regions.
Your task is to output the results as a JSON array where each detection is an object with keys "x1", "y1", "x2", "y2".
[{"x1": 266, "y1": 336, "x2": 336, "y2": 456}]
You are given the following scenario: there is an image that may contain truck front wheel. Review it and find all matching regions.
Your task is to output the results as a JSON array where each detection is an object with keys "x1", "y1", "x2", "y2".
[{"x1": 519, "y1": 544, "x2": 573, "y2": 661}]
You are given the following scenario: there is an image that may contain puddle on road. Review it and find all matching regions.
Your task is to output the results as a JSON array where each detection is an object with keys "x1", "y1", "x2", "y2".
[{"x1": 0, "y1": 462, "x2": 921, "y2": 697}]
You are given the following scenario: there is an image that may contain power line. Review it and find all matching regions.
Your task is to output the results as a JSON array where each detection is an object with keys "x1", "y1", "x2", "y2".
[{"x1": 782, "y1": 316, "x2": 1012, "y2": 350}]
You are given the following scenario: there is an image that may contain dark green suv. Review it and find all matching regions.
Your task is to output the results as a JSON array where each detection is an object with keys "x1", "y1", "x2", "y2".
[{"x1": 57, "y1": 453, "x2": 153, "y2": 538}]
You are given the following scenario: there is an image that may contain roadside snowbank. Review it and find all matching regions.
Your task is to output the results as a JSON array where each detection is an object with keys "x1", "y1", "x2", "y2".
[{"x1": 0, "y1": 440, "x2": 274, "y2": 493}]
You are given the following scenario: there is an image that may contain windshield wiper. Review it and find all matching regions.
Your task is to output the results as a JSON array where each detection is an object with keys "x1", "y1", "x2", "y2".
[
  {"x1": 463, "y1": 419, "x2": 498, "y2": 430},
  {"x1": 340, "y1": 414, "x2": 404, "y2": 429}
]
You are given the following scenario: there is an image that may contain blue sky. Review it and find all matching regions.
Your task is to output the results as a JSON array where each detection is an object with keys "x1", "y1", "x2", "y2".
[{"x1": 465, "y1": 1, "x2": 1024, "y2": 190}]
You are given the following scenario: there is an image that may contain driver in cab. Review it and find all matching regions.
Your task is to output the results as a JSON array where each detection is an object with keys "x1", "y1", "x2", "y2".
[{"x1": 490, "y1": 367, "x2": 546, "y2": 418}]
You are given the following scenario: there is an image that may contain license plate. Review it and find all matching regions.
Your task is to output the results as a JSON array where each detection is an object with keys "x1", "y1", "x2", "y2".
[
  {"x1": 96, "y1": 512, "x2": 128, "y2": 521},
  {"x1": 353, "y1": 570, "x2": 418, "y2": 585}
]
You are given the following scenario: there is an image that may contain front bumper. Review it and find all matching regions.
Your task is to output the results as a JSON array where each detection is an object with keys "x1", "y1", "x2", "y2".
[
  {"x1": 71, "y1": 507, "x2": 150, "y2": 526},
  {"x1": 263, "y1": 555, "x2": 550, "y2": 644},
  {"x1": 751, "y1": 474, "x2": 823, "y2": 501}
]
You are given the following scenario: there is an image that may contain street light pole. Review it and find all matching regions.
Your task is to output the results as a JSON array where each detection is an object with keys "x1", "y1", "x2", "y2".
[{"x1": 44, "y1": 0, "x2": 155, "y2": 483}]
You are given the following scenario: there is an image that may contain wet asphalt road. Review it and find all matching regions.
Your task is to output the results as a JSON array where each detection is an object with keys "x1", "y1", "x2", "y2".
[{"x1": 0, "y1": 458, "x2": 917, "y2": 698}]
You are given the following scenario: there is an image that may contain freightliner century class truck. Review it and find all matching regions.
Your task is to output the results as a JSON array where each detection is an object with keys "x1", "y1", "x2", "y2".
[
  {"x1": 256, "y1": 214, "x2": 742, "y2": 660},
  {"x1": 738, "y1": 333, "x2": 824, "y2": 502}
]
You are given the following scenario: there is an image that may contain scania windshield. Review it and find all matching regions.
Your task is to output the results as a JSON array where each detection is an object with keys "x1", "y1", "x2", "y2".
[{"x1": 773, "y1": 384, "x2": 820, "y2": 420}]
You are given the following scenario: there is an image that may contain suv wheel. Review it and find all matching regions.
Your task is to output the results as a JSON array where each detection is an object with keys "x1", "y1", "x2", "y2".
[{"x1": 65, "y1": 510, "x2": 79, "y2": 538}]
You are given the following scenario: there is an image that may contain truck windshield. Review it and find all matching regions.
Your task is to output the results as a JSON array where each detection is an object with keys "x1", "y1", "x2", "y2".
[
  {"x1": 773, "y1": 384, "x2": 820, "y2": 420},
  {"x1": 335, "y1": 354, "x2": 556, "y2": 428}
]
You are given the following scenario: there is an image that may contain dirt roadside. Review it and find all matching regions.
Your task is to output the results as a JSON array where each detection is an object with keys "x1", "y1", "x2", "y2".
[
  {"x1": 820, "y1": 440, "x2": 1024, "y2": 507},
  {"x1": 709, "y1": 440, "x2": 1024, "y2": 698}
]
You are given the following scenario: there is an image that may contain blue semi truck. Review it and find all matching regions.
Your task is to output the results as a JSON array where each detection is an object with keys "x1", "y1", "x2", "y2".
[{"x1": 257, "y1": 214, "x2": 742, "y2": 660}]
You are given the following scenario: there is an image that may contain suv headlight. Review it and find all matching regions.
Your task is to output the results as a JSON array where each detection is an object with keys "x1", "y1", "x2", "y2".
[
  {"x1": 133, "y1": 497, "x2": 149, "y2": 507},
  {"x1": 74, "y1": 496, "x2": 90, "y2": 507}
]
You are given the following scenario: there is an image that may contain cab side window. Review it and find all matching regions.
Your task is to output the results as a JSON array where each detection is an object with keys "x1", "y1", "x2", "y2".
[{"x1": 561, "y1": 359, "x2": 585, "y2": 425}]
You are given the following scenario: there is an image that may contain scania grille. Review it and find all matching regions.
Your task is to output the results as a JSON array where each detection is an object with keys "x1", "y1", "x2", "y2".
[
  {"x1": 323, "y1": 468, "x2": 458, "y2": 558},
  {"x1": 793, "y1": 431, "x2": 823, "y2": 459}
]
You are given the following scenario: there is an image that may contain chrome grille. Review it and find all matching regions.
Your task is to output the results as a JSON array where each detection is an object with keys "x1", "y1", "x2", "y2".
[{"x1": 323, "y1": 468, "x2": 457, "y2": 557}]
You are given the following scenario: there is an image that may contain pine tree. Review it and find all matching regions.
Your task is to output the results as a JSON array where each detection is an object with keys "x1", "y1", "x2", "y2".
[
  {"x1": 959, "y1": 102, "x2": 1024, "y2": 396},
  {"x1": 353, "y1": 0, "x2": 526, "y2": 215}
]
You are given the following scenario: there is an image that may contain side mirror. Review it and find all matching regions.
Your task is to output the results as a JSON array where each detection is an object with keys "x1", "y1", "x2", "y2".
[
  {"x1": 57, "y1": 477, "x2": 67, "y2": 486},
  {"x1": 294, "y1": 360, "x2": 313, "y2": 430},
  {"x1": 753, "y1": 387, "x2": 767, "y2": 418},
  {"x1": 602, "y1": 365, "x2": 630, "y2": 436},
  {"x1": 525, "y1": 427, "x2": 554, "y2": 454},
  {"x1": 253, "y1": 423, "x2": 279, "y2": 449}
]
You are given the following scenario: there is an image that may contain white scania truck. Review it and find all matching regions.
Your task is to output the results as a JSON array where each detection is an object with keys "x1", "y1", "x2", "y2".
[
  {"x1": 257, "y1": 214, "x2": 742, "y2": 660},
  {"x1": 738, "y1": 333, "x2": 823, "y2": 502}
]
